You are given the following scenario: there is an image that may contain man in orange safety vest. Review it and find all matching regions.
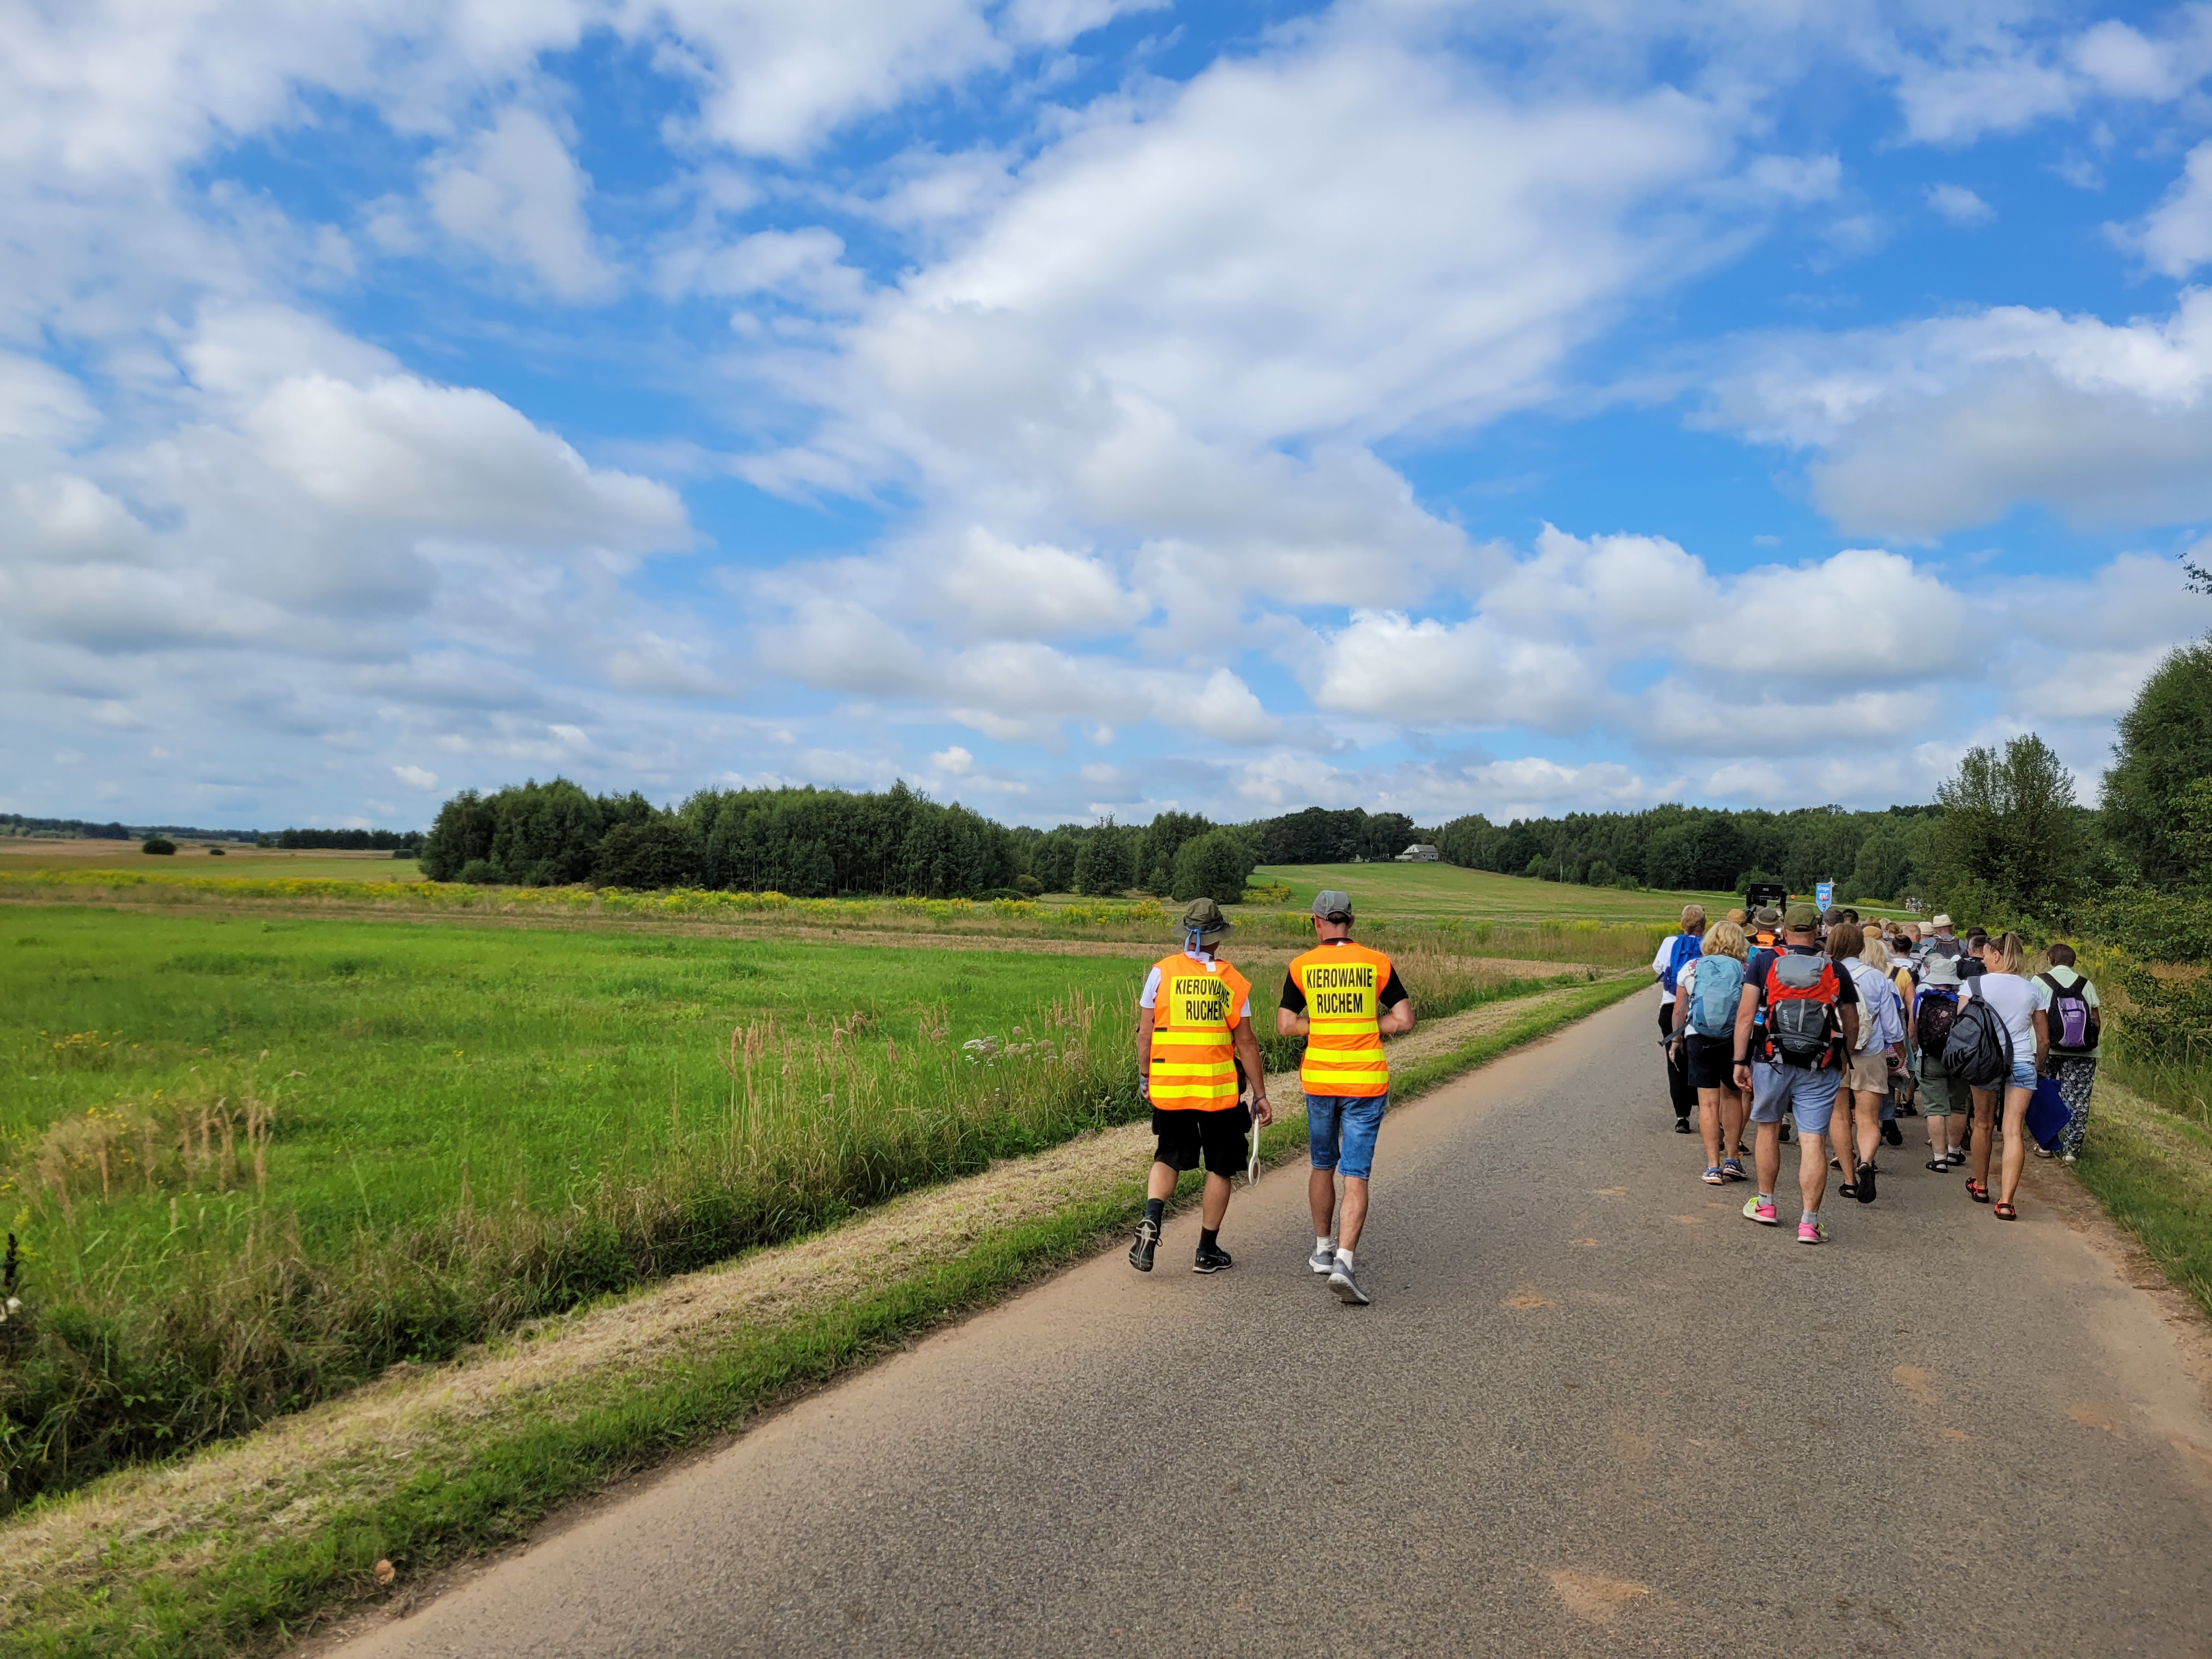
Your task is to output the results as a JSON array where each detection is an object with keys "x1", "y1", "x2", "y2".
[
  {"x1": 1130, "y1": 897, "x2": 1274, "y2": 1275},
  {"x1": 1278, "y1": 889, "x2": 1413, "y2": 1305}
]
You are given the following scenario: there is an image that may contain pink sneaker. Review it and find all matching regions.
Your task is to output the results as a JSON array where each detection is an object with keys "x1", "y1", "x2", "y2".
[
  {"x1": 1743, "y1": 1196, "x2": 1779, "y2": 1226},
  {"x1": 1797, "y1": 1218, "x2": 1829, "y2": 1245}
]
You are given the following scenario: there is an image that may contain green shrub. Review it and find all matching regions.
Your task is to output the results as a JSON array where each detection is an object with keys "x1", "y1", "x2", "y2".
[{"x1": 141, "y1": 837, "x2": 176, "y2": 855}]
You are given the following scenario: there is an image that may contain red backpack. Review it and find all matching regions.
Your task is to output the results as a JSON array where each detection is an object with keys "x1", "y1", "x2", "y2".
[{"x1": 1763, "y1": 952, "x2": 1842, "y2": 1069}]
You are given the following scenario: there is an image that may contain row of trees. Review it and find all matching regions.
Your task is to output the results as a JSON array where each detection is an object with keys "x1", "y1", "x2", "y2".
[
  {"x1": 418, "y1": 781, "x2": 1264, "y2": 903},
  {"x1": 270, "y1": 827, "x2": 424, "y2": 852},
  {"x1": 1431, "y1": 804, "x2": 1941, "y2": 902}
]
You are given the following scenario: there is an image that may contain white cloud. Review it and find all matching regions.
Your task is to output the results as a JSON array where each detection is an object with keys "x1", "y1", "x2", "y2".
[
  {"x1": 240, "y1": 372, "x2": 687, "y2": 550},
  {"x1": 1712, "y1": 291, "x2": 2212, "y2": 536},
  {"x1": 643, "y1": 0, "x2": 1003, "y2": 158},
  {"x1": 1926, "y1": 183, "x2": 1994, "y2": 225},
  {"x1": 999, "y1": 0, "x2": 1167, "y2": 46},
  {"x1": 392, "y1": 764, "x2": 440, "y2": 790},
  {"x1": 425, "y1": 107, "x2": 615, "y2": 301},
  {"x1": 2122, "y1": 141, "x2": 2212, "y2": 279},
  {"x1": 926, "y1": 528, "x2": 1148, "y2": 640},
  {"x1": 929, "y1": 744, "x2": 974, "y2": 774}
]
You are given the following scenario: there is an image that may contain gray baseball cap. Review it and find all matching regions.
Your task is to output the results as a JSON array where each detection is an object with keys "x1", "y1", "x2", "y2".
[{"x1": 1312, "y1": 889, "x2": 1354, "y2": 921}]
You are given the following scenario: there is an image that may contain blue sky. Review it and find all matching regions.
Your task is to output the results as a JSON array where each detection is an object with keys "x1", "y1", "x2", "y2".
[{"x1": 7, "y1": 0, "x2": 2212, "y2": 831}]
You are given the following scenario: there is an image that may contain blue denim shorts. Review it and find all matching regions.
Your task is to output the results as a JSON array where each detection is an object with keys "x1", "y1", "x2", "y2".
[
  {"x1": 1748, "y1": 1062, "x2": 1840, "y2": 1136},
  {"x1": 2006, "y1": 1056, "x2": 2038, "y2": 1092},
  {"x1": 1306, "y1": 1093, "x2": 1388, "y2": 1179}
]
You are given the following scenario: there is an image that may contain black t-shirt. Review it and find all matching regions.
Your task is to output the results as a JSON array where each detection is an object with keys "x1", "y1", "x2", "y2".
[{"x1": 1278, "y1": 947, "x2": 1409, "y2": 1015}]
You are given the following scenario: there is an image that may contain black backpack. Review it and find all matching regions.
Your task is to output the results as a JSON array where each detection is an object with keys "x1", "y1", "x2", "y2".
[
  {"x1": 1941, "y1": 996, "x2": 2013, "y2": 1089},
  {"x1": 2038, "y1": 972, "x2": 2100, "y2": 1055},
  {"x1": 1914, "y1": 985, "x2": 1960, "y2": 1062}
]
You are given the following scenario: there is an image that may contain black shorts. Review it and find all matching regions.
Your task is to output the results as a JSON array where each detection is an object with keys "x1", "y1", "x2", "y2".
[
  {"x1": 1685, "y1": 1034, "x2": 1736, "y2": 1092},
  {"x1": 1152, "y1": 1104, "x2": 1252, "y2": 1178}
]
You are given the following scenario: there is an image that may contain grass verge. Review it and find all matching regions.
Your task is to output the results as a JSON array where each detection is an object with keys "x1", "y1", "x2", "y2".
[
  {"x1": 2068, "y1": 1075, "x2": 2212, "y2": 1321},
  {"x1": 0, "y1": 972, "x2": 1642, "y2": 1659}
]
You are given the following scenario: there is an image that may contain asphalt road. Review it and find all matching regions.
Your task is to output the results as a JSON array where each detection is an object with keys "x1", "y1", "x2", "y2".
[{"x1": 332, "y1": 995, "x2": 2212, "y2": 1658}]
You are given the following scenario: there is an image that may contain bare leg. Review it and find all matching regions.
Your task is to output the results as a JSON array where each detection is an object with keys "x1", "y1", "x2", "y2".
[
  {"x1": 1852, "y1": 1090, "x2": 1883, "y2": 1171},
  {"x1": 1336, "y1": 1176, "x2": 1370, "y2": 1250},
  {"x1": 1997, "y1": 1086, "x2": 2032, "y2": 1207},
  {"x1": 1721, "y1": 1083, "x2": 1747, "y2": 1157},
  {"x1": 1969, "y1": 1089, "x2": 1998, "y2": 1187},
  {"x1": 1755, "y1": 1118, "x2": 1781, "y2": 1194},
  {"x1": 1148, "y1": 1161, "x2": 1180, "y2": 1202},
  {"x1": 1799, "y1": 1130, "x2": 1830, "y2": 1215},
  {"x1": 1309, "y1": 1166, "x2": 1336, "y2": 1237},
  {"x1": 1200, "y1": 1171, "x2": 1232, "y2": 1229},
  {"x1": 1699, "y1": 1088, "x2": 1725, "y2": 1167}
]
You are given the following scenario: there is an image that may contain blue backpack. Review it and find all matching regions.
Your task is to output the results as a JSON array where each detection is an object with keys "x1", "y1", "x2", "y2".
[
  {"x1": 1660, "y1": 933, "x2": 1702, "y2": 996},
  {"x1": 1688, "y1": 954, "x2": 1746, "y2": 1038}
]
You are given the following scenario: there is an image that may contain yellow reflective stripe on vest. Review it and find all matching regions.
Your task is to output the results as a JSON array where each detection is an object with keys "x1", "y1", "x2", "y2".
[
  {"x1": 1145, "y1": 955, "x2": 1247, "y2": 1109},
  {"x1": 1291, "y1": 942, "x2": 1391, "y2": 1099}
]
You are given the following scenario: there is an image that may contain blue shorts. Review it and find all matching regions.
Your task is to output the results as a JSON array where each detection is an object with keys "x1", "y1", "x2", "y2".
[
  {"x1": 1306, "y1": 1093, "x2": 1387, "y2": 1180},
  {"x1": 2006, "y1": 1057, "x2": 2037, "y2": 1092},
  {"x1": 1749, "y1": 1062, "x2": 1840, "y2": 1137}
]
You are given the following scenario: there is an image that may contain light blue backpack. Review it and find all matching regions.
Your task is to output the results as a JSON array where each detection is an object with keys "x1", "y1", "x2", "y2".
[{"x1": 1688, "y1": 954, "x2": 1746, "y2": 1039}]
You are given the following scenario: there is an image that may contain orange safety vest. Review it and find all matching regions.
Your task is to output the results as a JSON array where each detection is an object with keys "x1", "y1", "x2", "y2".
[
  {"x1": 1287, "y1": 940, "x2": 1394, "y2": 1099},
  {"x1": 1144, "y1": 952, "x2": 1251, "y2": 1111}
]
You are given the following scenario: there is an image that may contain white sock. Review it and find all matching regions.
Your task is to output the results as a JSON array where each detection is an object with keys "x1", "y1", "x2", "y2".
[
  {"x1": 1316, "y1": 1235, "x2": 1334, "y2": 1256},
  {"x1": 1335, "y1": 1246, "x2": 1355, "y2": 1268}
]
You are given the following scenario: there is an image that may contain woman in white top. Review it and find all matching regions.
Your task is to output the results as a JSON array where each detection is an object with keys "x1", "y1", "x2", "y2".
[{"x1": 1959, "y1": 931, "x2": 2046, "y2": 1220}]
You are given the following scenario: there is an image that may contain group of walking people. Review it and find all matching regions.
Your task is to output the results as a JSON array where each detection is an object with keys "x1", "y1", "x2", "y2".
[{"x1": 1653, "y1": 900, "x2": 2102, "y2": 1243}]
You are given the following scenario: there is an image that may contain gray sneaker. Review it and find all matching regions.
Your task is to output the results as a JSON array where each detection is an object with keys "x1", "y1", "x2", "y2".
[
  {"x1": 1308, "y1": 1243, "x2": 1337, "y2": 1274},
  {"x1": 1327, "y1": 1259, "x2": 1370, "y2": 1305}
]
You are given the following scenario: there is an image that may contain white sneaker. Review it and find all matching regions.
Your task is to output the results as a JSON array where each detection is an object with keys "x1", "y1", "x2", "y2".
[{"x1": 1309, "y1": 1243, "x2": 1337, "y2": 1274}]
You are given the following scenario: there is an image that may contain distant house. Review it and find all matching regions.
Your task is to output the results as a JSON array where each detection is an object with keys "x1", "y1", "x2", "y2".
[{"x1": 1396, "y1": 843, "x2": 1440, "y2": 862}]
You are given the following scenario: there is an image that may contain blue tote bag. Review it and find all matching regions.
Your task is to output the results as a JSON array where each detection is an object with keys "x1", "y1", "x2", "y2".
[{"x1": 2027, "y1": 1077, "x2": 2069, "y2": 1150}]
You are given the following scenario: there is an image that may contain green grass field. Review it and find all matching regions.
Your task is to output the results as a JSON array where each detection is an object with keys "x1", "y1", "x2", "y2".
[
  {"x1": 1248, "y1": 861, "x2": 1741, "y2": 923},
  {"x1": 0, "y1": 898, "x2": 1579, "y2": 1506}
]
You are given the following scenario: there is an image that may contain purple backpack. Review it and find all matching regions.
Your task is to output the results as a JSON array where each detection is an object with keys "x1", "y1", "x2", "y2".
[{"x1": 2038, "y1": 972, "x2": 2099, "y2": 1055}]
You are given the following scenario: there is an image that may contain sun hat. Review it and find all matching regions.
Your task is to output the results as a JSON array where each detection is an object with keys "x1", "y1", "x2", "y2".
[
  {"x1": 1783, "y1": 901, "x2": 1819, "y2": 931},
  {"x1": 1921, "y1": 952, "x2": 1960, "y2": 986},
  {"x1": 1310, "y1": 888, "x2": 1354, "y2": 922},
  {"x1": 1930, "y1": 913, "x2": 1953, "y2": 929},
  {"x1": 1180, "y1": 897, "x2": 1232, "y2": 940}
]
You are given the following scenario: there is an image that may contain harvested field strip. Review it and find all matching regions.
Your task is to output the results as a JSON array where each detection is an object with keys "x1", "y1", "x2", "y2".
[
  {"x1": 0, "y1": 868, "x2": 1675, "y2": 968},
  {"x1": 0, "y1": 971, "x2": 1641, "y2": 1659}
]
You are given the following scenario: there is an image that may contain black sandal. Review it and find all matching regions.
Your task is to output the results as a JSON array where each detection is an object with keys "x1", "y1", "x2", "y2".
[
  {"x1": 1993, "y1": 1202, "x2": 2018, "y2": 1221},
  {"x1": 1925, "y1": 1157, "x2": 1950, "y2": 1172}
]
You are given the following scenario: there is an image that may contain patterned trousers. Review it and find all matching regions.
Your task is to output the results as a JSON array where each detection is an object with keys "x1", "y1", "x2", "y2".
[{"x1": 2053, "y1": 1056, "x2": 2098, "y2": 1158}]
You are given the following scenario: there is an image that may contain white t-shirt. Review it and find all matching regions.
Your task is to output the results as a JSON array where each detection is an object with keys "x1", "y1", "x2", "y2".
[
  {"x1": 1139, "y1": 949, "x2": 1252, "y2": 1020},
  {"x1": 1964, "y1": 972, "x2": 2039, "y2": 1064},
  {"x1": 1653, "y1": 934, "x2": 1694, "y2": 1002}
]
